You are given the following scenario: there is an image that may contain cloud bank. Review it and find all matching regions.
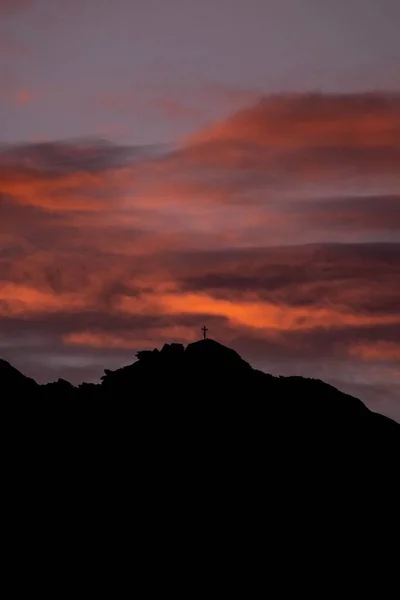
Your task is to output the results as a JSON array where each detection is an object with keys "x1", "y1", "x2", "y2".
[{"x1": 1, "y1": 92, "x2": 399, "y2": 420}]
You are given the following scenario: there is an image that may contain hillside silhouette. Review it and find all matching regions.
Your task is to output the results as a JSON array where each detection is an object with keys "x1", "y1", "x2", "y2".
[
  {"x1": 2, "y1": 339, "x2": 399, "y2": 434},
  {"x1": 3, "y1": 337, "x2": 398, "y2": 505},
  {"x1": 3, "y1": 337, "x2": 399, "y2": 575}
]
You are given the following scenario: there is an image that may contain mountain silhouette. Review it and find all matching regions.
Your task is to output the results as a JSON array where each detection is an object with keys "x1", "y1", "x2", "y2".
[
  {"x1": 5, "y1": 337, "x2": 398, "y2": 508},
  {"x1": 0, "y1": 358, "x2": 38, "y2": 393},
  {"x1": 3, "y1": 338, "x2": 398, "y2": 579},
  {"x1": 2, "y1": 339, "x2": 398, "y2": 434}
]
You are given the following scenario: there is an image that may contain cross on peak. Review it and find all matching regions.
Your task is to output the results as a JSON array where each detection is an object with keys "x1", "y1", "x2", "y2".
[{"x1": 202, "y1": 326, "x2": 208, "y2": 340}]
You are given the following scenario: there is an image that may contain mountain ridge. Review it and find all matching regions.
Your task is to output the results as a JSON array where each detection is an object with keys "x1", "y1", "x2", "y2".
[
  {"x1": 2, "y1": 338, "x2": 398, "y2": 549},
  {"x1": 1, "y1": 338, "x2": 398, "y2": 430}
]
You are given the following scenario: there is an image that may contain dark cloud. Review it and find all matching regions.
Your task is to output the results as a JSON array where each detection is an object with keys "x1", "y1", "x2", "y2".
[
  {"x1": 291, "y1": 195, "x2": 400, "y2": 232},
  {"x1": 178, "y1": 243, "x2": 400, "y2": 314},
  {"x1": 0, "y1": 139, "x2": 154, "y2": 176}
]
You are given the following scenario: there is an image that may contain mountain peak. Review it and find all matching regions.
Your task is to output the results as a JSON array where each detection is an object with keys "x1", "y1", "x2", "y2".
[
  {"x1": 185, "y1": 338, "x2": 250, "y2": 369},
  {"x1": 1, "y1": 341, "x2": 399, "y2": 438}
]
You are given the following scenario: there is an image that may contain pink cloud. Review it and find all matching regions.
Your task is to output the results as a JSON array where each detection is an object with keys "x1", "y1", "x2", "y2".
[{"x1": 1, "y1": 93, "x2": 399, "y2": 420}]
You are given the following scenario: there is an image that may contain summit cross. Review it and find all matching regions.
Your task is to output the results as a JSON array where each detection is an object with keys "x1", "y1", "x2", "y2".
[{"x1": 202, "y1": 326, "x2": 208, "y2": 340}]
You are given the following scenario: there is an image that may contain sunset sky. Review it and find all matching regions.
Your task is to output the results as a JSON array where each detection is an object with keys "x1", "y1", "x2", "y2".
[{"x1": 1, "y1": 0, "x2": 399, "y2": 420}]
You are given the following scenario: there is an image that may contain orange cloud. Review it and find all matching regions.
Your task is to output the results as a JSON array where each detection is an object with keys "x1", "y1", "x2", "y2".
[
  {"x1": 0, "y1": 141, "x2": 137, "y2": 212},
  {"x1": 190, "y1": 93, "x2": 400, "y2": 149},
  {"x1": 173, "y1": 93, "x2": 400, "y2": 192},
  {"x1": 120, "y1": 291, "x2": 400, "y2": 332},
  {"x1": 0, "y1": 167, "x2": 132, "y2": 211},
  {"x1": 1, "y1": 96, "x2": 400, "y2": 421},
  {"x1": 0, "y1": 282, "x2": 89, "y2": 315}
]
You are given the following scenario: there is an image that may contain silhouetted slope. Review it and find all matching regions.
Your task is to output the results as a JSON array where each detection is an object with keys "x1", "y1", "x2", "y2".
[
  {"x1": 1, "y1": 339, "x2": 398, "y2": 424},
  {"x1": 2, "y1": 339, "x2": 399, "y2": 446},
  {"x1": 98, "y1": 339, "x2": 389, "y2": 419},
  {"x1": 3, "y1": 339, "x2": 398, "y2": 578},
  {"x1": 0, "y1": 358, "x2": 38, "y2": 394}
]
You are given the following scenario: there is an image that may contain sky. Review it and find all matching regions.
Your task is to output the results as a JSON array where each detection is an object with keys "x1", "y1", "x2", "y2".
[{"x1": 0, "y1": 0, "x2": 399, "y2": 420}]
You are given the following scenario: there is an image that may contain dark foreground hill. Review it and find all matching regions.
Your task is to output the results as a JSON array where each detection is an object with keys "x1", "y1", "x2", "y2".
[
  {"x1": 2, "y1": 339, "x2": 399, "y2": 583},
  {"x1": 2, "y1": 338, "x2": 398, "y2": 435}
]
